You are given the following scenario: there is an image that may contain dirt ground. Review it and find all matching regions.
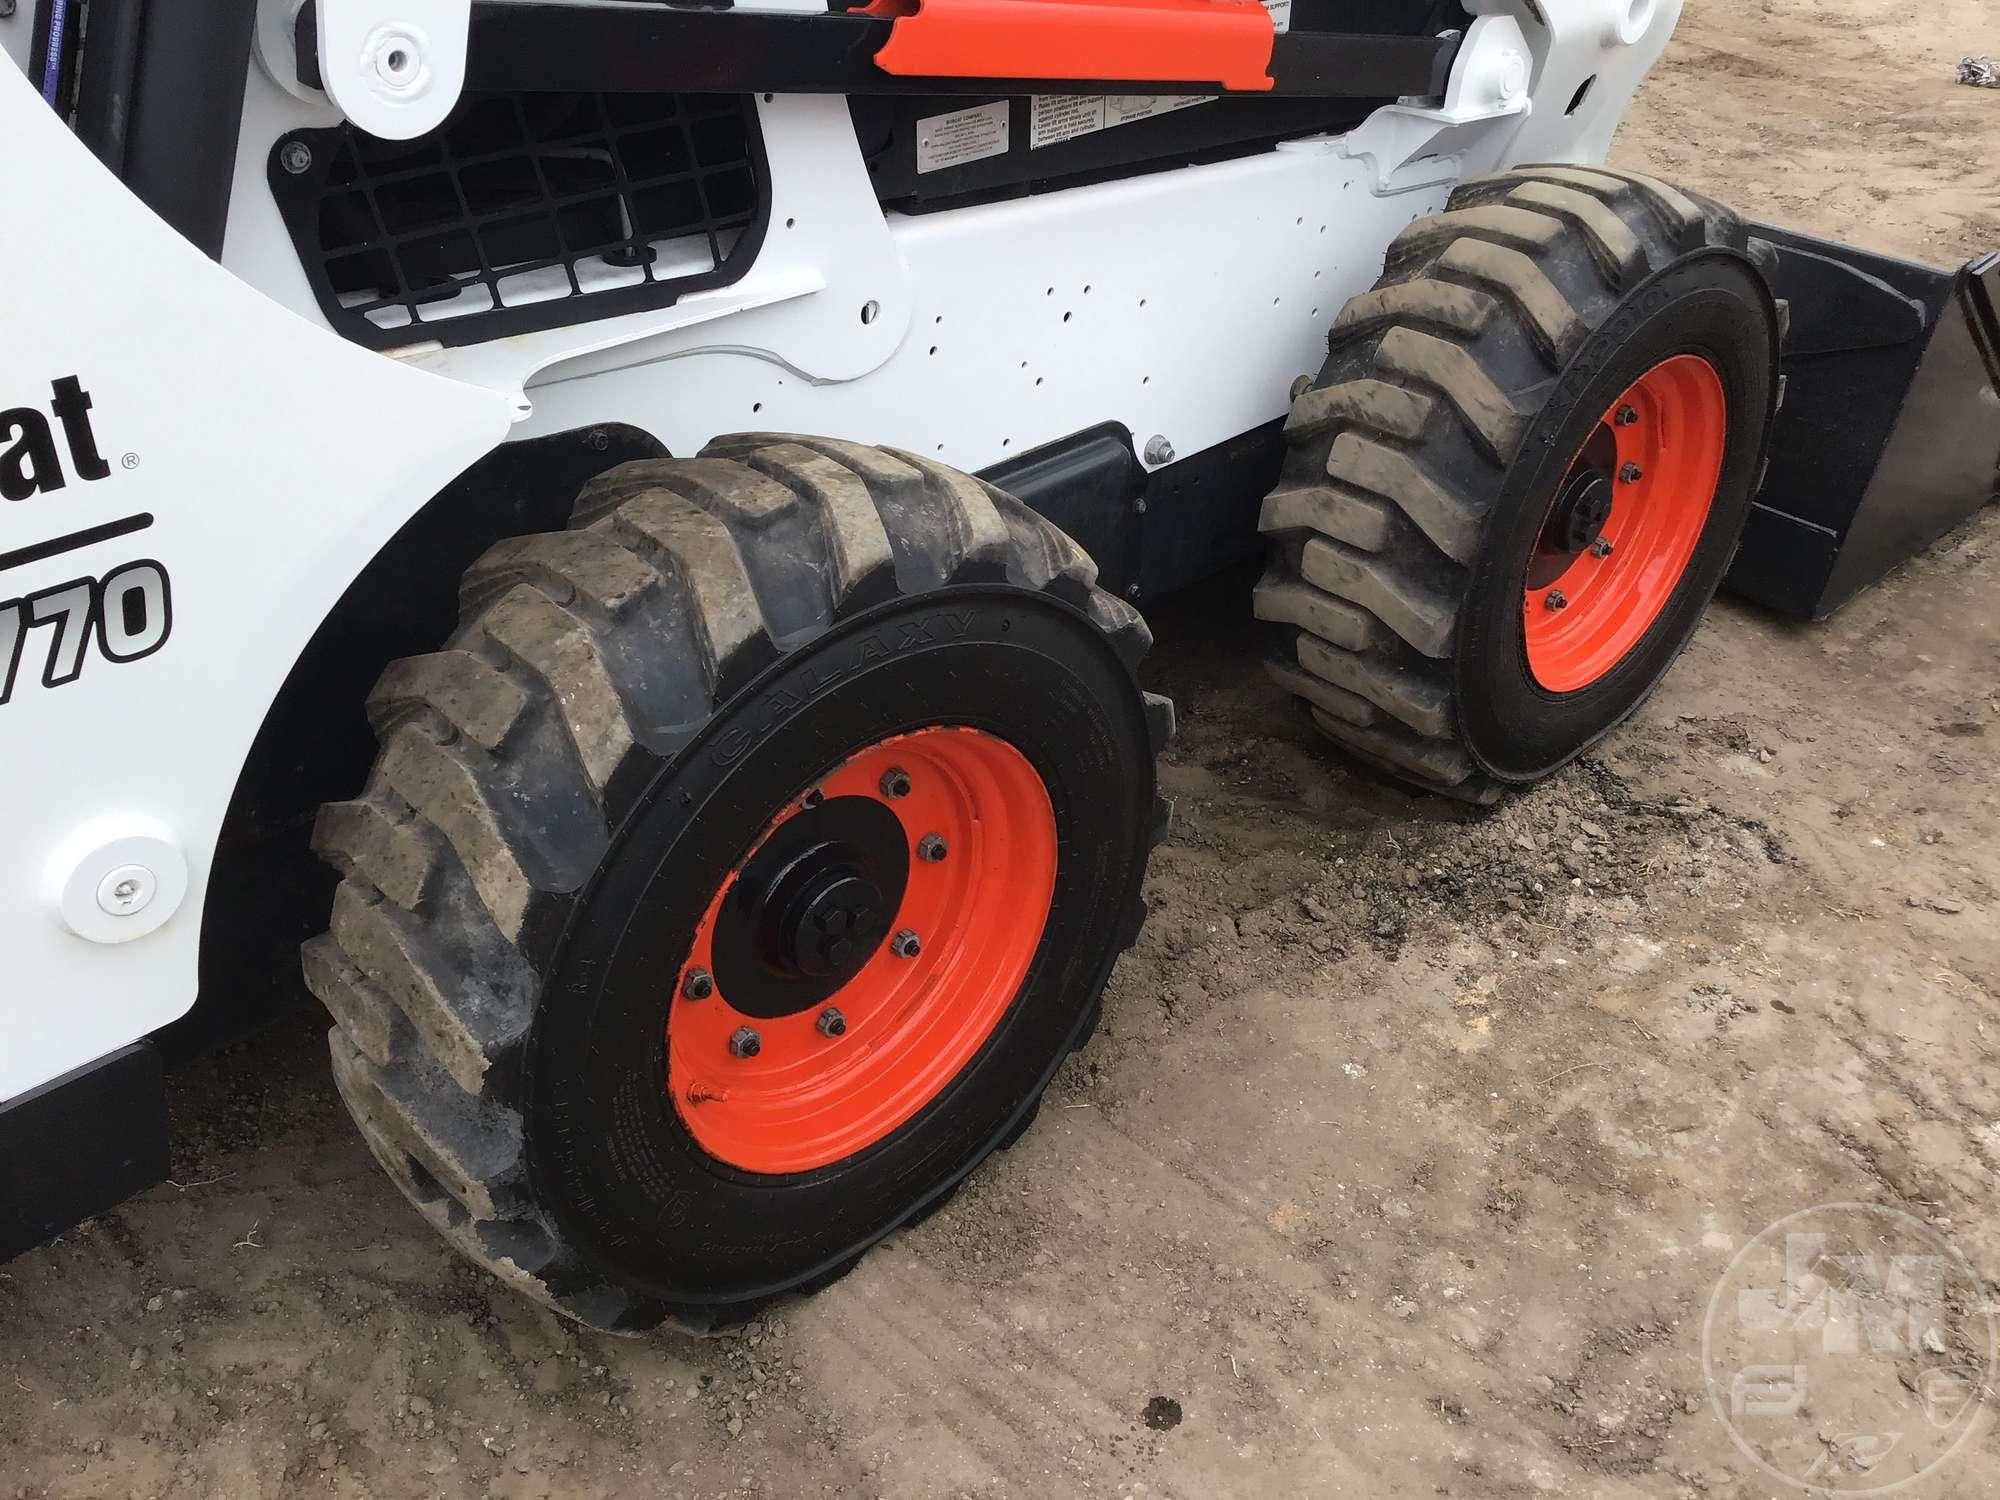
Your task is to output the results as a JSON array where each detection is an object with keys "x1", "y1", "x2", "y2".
[{"x1": 5, "y1": 4, "x2": 1999, "y2": 1497}]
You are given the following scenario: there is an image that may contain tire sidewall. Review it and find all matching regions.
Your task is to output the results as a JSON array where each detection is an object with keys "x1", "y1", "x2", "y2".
[
  {"x1": 1455, "y1": 252, "x2": 1778, "y2": 783},
  {"x1": 525, "y1": 587, "x2": 1153, "y2": 1308}
]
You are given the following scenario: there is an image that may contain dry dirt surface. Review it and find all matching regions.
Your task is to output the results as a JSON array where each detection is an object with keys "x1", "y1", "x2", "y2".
[{"x1": 5, "y1": 4, "x2": 2000, "y2": 1498}]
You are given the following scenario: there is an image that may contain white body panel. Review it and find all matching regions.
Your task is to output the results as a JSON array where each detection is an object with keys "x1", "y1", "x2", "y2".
[
  {"x1": 0, "y1": 61, "x2": 511, "y2": 1099},
  {"x1": 0, "y1": 0, "x2": 1676, "y2": 1102}
]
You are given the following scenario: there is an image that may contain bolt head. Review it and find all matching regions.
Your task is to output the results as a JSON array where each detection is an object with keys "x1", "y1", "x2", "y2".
[
  {"x1": 279, "y1": 140, "x2": 313, "y2": 176},
  {"x1": 890, "y1": 928, "x2": 922, "y2": 959},
  {"x1": 728, "y1": 1026, "x2": 762, "y2": 1059},
  {"x1": 1614, "y1": 405, "x2": 1639, "y2": 427},
  {"x1": 879, "y1": 768, "x2": 912, "y2": 800},
  {"x1": 1619, "y1": 462, "x2": 1644, "y2": 484},
  {"x1": 1143, "y1": 435, "x2": 1175, "y2": 466},
  {"x1": 1545, "y1": 589, "x2": 1569, "y2": 612},
  {"x1": 1589, "y1": 537, "x2": 1614, "y2": 559},
  {"x1": 682, "y1": 967, "x2": 715, "y2": 1000},
  {"x1": 916, "y1": 834, "x2": 947, "y2": 863},
  {"x1": 816, "y1": 1007, "x2": 847, "y2": 1038},
  {"x1": 95, "y1": 863, "x2": 157, "y2": 917}
]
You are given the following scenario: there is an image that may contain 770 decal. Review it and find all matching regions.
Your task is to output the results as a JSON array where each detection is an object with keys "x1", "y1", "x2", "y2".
[{"x1": 0, "y1": 559, "x2": 173, "y2": 705}]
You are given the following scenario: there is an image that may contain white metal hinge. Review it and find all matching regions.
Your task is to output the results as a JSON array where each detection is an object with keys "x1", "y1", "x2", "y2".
[{"x1": 317, "y1": 0, "x2": 469, "y2": 140}]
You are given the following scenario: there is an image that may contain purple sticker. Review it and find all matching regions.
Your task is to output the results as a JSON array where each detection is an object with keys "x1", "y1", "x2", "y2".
[{"x1": 40, "y1": 0, "x2": 72, "y2": 106}]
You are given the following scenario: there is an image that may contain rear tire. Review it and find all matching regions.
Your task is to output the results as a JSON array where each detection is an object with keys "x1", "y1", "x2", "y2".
[
  {"x1": 303, "y1": 437, "x2": 1171, "y2": 1331},
  {"x1": 1258, "y1": 165, "x2": 1784, "y2": 801}
]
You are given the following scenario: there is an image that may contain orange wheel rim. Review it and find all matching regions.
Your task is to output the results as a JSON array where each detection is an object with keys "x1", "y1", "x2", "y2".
[
  {"x1": 1523, "y1": 353, "x2": 1729, "y2": 693},
  {"x1": 666, "y1": 726, "x2": 1057, "y2": 1175}
]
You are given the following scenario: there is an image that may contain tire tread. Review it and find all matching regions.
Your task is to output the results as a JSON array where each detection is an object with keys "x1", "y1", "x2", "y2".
[
  {"x1": 310, "y1": 439, "x2": 1168, "y2": 1332},
  {"x1": 1261, "y1": 165, "x2": 1769, "y2": 799}
]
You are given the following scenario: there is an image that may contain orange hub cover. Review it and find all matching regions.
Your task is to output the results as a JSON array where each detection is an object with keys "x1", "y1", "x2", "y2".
[
  {"x1": 1523, "y1": 354, "x2": 1729, "y2": 694},
  {"x1": 667, "y1": 727, "x2": 1057, "y2": 1175}
]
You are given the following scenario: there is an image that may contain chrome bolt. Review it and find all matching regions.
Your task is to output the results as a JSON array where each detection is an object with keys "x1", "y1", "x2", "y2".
[
  {"x1": 816, "y1": 1007, "x2": 847, "y2": 1038},
  {"x1": 1590, "y1": 538, "x2": 1614, "y2": 559},
  {"x1": 279, "y1": 140, "x2": 314, "y2": 176},
  {"x1": 681, "y1": 967, "x2": 714, "y2": 1001},
  {"x1": 95, "y1": 864, "x2": 158, "y2": 917},
  {"x1": 1614, "y1": 405, "x2": 1639, "y2": 427},
  {"x1": 728, "y1": 1026, "x2": 762, "y2": 1059},
  {"x1": 1545, "y1": 590, "x2": 1570, "y2": 612},
  {"x1": 1619, "y1": 462, "x2": 1644, "y2": 484},
  {"x1": 879, "y1": 767, "x2": 912, "y2": 799},
  {"x1": 890, "y1": 928, "x2": 922, "y2": 959},
  {"x1": 916, "y1": 834, "x2": 947, "y2": 863},
  {"x1": 1143, "y1": 434, "x2": 1175, "y2": 466}
]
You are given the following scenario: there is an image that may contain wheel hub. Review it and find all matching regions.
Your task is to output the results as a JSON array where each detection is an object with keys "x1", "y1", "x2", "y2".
[
  {"x1": 1556, "y1": 469, "x2": 1614, "y2": 554},
  {"x1": 770, "y1": 861, "x2": 885, "y2": 980},
  {"x1": 1528, "y1": 427, "x2": 1620, "y2": 589},
  {"x1": 711, "y1": 797, "x2": 908, "y2": 1019}
]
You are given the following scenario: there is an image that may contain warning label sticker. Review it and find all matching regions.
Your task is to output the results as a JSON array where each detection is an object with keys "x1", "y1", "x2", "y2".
[
  {"x1": 916, "y1": 100, "x2": 1011, "y2": 174},
  {"x1": 1263, "y1": 0, "x2": 1292, "y2": 34},
  {"x1": 1028, "y1": 93, "x2": 1217, "y2": 150}
]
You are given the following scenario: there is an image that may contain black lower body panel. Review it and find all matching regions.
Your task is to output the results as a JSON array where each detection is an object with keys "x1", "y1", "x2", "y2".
[
  {"x1": 1728, "y1": 226, "x2": 2000, "y2": 618},
  {"x1": 1, "y1": 1043, "x2": 169, "y2": 1261},
  {"x1": 982, "y1": 419, "x2": 1282, "y2": 603}
]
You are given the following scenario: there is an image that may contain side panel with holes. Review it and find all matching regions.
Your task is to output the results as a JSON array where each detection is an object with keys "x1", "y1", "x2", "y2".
[{"x1": 211, "y1": 0, "x2": 1680, "y2": 486}]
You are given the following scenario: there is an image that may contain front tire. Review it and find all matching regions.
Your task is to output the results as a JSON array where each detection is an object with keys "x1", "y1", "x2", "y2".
[
  {"x1": 1258, "y1": 166, "x2": 1784, "y2": 801},
  {"x1": 303, "y1": 438, "x2": 1170, "y2": 1331}
]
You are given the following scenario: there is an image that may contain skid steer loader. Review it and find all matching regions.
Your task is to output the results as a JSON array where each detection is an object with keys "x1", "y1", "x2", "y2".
[{"x1": 4, "y1": 0, "x2": 1995, "y2": 1331}]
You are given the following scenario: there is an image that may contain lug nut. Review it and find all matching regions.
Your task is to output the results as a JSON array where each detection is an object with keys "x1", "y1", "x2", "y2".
[
  {"x1": 1614, "y1": 405, "x2": 1639, "y2": 427},
  {"x1": 1545, "y1": 590, "x2": 1570, "y2": 612},
  {"x1": 890, "y1": 928, "x2": 922, "y2": 959},
  {"x1": 816, "y1": 1007, "x2": 847, "y2": 1038},
  {"x1": 916, "y1": 834, "x2": 948, "y2": 863},
  {"x1": 681, "y1": 967, "x2": 714, "y2": 1000},
  {"x1": 1619, "y1": 462, "x2": 1644, "y2": 484},
  {"x1": 728, "y1": 1026, "x2": 762, "y2": 1059},
  {"x1": 879, "y1": 767, "x2": 912, "y2": 799},
  {"x1": 1590, "y1": 538, "x2": 1614, "y2": 559}
]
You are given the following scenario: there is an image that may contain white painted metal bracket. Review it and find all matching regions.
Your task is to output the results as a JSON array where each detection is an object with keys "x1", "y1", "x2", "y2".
[
  {"x1": 317, "y1": 0, "x2": 469, "y2": 140},
  {"x1": 1337, "y1": 13, "x2": 1533, "y2": 196}
]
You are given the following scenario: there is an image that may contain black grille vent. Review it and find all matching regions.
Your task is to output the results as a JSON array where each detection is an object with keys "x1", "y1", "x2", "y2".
[{"x1": 270, "y1": 91, "x2": 767, "y2": 349}]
